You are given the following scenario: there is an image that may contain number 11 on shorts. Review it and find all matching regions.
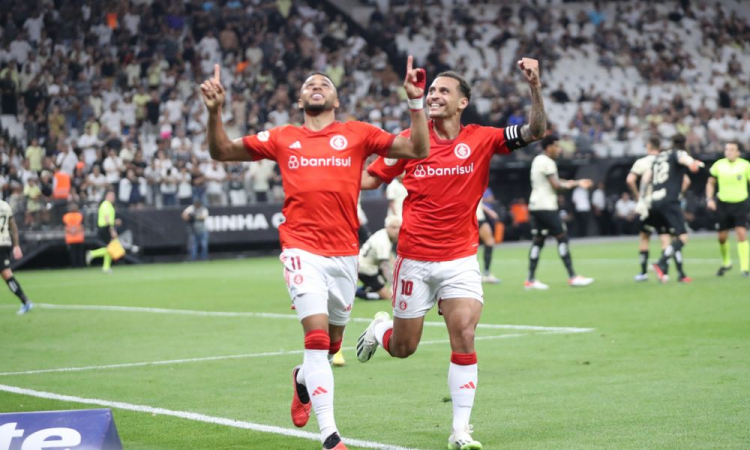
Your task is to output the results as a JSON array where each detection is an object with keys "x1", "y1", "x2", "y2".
[{"x1": 290, "y1": 256, "x2": 301, "y2": 270}]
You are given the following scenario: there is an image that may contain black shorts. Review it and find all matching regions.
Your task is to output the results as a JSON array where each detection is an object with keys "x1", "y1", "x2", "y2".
[
  {"x1": 530, "y1": 210, "x2": 566, "y2": 237},
  {"x1": 358, "y1": 271, "x2": 387, "y2": 293},
  {"x1": 97, "y1": 226, "x2": 112, "y2": 244},
  {"x1": 650, "y1": 202, "x2": 686, "y2": 236},
  {"x1": 639, "y1": 212, "x2": 667, "y2": 235},
  {"x1": 716, "y1": 200, "x2": 750, "y2": 231},
  {"x1": 0, "y1": 246, "x2": 10, "y2": 270}
]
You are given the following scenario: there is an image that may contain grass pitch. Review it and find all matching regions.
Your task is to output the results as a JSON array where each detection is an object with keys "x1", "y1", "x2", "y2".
[{"x1": 1, "y1": 235, "x2": 748, "y2": 449}]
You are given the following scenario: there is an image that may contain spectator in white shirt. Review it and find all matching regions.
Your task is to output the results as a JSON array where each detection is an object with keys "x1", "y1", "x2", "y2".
[
  {"x1": 171, "y1": 128, "x2": 192, "y2": 162},
  {"x1": 614, "y1": 192, "x2": 637, "y2": 235},
  {"x1": 119, "y1": 93, "x2": 138, "y2": 134},
  {"x1": 176, "y1": 165, "x2": 193, "y2": 205},
  {"x1": 100, "y1": 101, "x2": 123, "y2": 137},
  {"x1": 10, "y1": 34, "x2": 32, "y2": 65},
  {"x1": 55, "y1": 142, "x2": 78, "y2": 175},
  {"x1": 85, "y1": 165, "x2": 108, "y2": 203},
  {"x1": 203, "y1": 160, "x2": 226, "y2": 206},
  {"x1": 249, "y1": 159, "x2": 275, "y2": 203},
  {"x1": 267, "y1": 103, "x2": 290, "y2": 126},
  {"x1": 160, "y1": 166, "x2": 179, "y2": 206},
  {"x1": 102, "y1": 148, "x2": 124, "y2": 187},
  {"x1": 163, "y1": 89, "x2": 185, "y2": 126},
  {"x1": 77, "y1": 123, "x2": 102, "y2": 167}
]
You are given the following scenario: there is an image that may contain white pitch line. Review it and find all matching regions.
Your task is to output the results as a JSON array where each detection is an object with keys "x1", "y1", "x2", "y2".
[
  {"x1": 36, "y1": 303, "x2": 594, "y2": 333},
  {"x1": 0, "y1": 384, "x2": 422, "y2": 450},
  {"x1": 2, "y1": 332, "x2": 581, "y2": 377}
]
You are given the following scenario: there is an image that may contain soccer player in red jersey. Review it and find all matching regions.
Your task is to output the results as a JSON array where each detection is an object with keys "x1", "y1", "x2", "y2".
[
  {"x1": 356, "y1": 58, "x2": 547, "y2": 450},
  {"x1": 200, "y1": 60, "x2": 429, "y2": 450}
]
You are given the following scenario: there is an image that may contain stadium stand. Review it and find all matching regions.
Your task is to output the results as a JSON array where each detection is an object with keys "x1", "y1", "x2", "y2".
[{"x1": 0, "y1": 0, "x2": 748, "y2": 265}]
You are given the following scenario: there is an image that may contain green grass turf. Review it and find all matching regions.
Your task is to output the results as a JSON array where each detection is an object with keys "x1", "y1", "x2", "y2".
[{"x1": 1, "y1": 235, "x2": 749, "y2": 449}]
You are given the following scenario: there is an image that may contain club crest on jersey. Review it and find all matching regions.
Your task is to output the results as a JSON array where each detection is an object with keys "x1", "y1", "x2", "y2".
[
  {"x1": 288, "y1": 155, "x2": 300, "y2": 169},
  {"x1": 257, "y1": 131, "x2": 270, "y2": 142},
  {"x1": 454, "y1": 143, "x2": 471, "y2": 159},
  {"x1": 330, "y1": 135, "x2": 348, "y2": 151},
  {"x1": 384, "y1": 158, "x2": 398, "y2": 166}
]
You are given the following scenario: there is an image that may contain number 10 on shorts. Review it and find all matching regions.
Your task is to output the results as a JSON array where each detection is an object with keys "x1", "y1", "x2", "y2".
[{"x1": 400, "y1": 280, "x2": 413, "y2": 296}]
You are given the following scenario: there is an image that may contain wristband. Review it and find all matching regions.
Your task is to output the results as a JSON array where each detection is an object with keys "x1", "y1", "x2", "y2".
[{"x1": 407, "y1": 97, "x2": 424, "y2": 111}]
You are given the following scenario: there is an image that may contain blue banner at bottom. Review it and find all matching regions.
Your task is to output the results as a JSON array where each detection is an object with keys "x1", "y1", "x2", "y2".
[{"x1": 0, "y1": 408, "x2": 122, "y2": 450}]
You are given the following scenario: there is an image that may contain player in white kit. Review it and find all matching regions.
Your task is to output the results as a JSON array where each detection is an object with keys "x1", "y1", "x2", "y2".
[
  {"x1": 0, "y1": 200, "x2": 34, "y2": 314},
  {"x1": 525, "y1": 135, "x2": 594, "y2": 290}
]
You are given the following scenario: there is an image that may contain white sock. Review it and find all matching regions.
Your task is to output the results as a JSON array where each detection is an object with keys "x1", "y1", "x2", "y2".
[
  {"x1": 296, "y1": 365, "x2": 305, "y2": 384},
  {"x1": 448, "y1": 362, "x2": 478, "y2": 432},
  {"x1": 374, "y1": 320, "x2": 394, "y2": 347},
  {"x1": 303, "y1": 349, "x2": 337, "y2": 441}
]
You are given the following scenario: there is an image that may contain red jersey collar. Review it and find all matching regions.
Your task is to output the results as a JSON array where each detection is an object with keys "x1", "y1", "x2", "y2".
[
  {"x1": 429, "y1": 120, "x2": 463, "y2": 145},
  {"x1": 301, "y1": 120, "x2": 341, "y2": 134}
]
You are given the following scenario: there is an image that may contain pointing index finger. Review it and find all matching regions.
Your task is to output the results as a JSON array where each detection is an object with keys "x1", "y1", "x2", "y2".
[
  {"x1": 406, "y1": 55, "x2": 413, "y2": 76},
  {"x1": 213, "y1": 64, "x2": 221, "y2": 83}
]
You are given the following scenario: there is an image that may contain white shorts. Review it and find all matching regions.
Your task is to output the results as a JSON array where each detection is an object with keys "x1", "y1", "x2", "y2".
[
  {"x1": 281, "y1": 248, "x2": 358, "y2": 326},
  {"x1": 391, "y1": 255, "x2": 483, "y2": 319}
]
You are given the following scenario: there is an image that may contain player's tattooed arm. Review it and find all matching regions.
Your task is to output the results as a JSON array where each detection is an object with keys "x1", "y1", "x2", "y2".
[
  {"x1": 517, "y1": 58, "x2": 546, "y2": 143},
  {"x1": 361, "y1": 171, "x2": 384, "y2": 190},
  {"x1": 201, "y1": 64, "x2": 252, "y2": 162}
]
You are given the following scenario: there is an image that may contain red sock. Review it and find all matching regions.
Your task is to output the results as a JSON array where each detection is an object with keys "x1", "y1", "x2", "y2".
[
  {"x1": 329, "y1": 339, "x2": 342, "y2": 356},
  {"x1": 304, "y1": 329, "x2": 330, "y2": 350},
  {"x1": 450, "y1": 351, "x2": 477, "y2": 365},
  {"x1": 382, "y1": 329, "x2": 393, "y2": 354}
]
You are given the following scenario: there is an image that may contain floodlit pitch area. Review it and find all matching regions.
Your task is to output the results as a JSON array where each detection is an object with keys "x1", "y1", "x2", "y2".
[{"x1": 2, "y1": 236, "x2": 748, "y2": 449}]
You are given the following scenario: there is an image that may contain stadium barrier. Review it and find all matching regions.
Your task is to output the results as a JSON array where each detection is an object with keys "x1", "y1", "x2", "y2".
[{"x1": 121, "y1": 199, "x2": 390, "y2": 252}]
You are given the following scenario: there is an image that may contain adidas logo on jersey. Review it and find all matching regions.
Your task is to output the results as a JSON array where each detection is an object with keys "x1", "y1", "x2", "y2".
[
  {"x1": 288, "y1": 155, "x2": 351, "y2": 170},
  {"x1": 289, "y1": 141, "x2": 302, "y2": 149},
  {"x1": 413, "y1": 163, "x2": 474, "y2": 178}
]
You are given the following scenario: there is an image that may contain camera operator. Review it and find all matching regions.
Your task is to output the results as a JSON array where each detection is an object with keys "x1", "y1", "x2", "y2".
[{"x1": 181, "y1": 198, "x2": 209, "y2": 261}]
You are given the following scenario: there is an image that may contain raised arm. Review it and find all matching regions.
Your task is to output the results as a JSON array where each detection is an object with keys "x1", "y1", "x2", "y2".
[
  {"x1": 517, "y1": 58, "x2": 547, "y2": 144},
  {"x1": 388, "y1": 56, "x2": 429, "y2": 159},
  {"x1": 201, "y1": 64, "x2": 251, "y2": 162}
]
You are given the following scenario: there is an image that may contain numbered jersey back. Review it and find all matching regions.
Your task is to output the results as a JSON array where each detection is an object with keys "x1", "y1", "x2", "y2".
[
  {"x1": 651, "y1": 150, "x2": 688, "y2": 204},
  {"x1": 0, "y1": 201, "x2": 13, "y2": 247}
]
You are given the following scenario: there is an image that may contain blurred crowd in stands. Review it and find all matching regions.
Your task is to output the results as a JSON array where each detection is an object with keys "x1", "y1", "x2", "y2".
[{"x1": 0, "y1": 0, "x2": 747, "y2": 236}]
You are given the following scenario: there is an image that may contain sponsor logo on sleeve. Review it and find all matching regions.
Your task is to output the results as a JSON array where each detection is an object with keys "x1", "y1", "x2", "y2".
[
  {"x1": 257, "y1": 131, "x2": 270, "y2": 142},
  {"x1": 384, "y1": 158, "x2": 398, "y2": 166}
]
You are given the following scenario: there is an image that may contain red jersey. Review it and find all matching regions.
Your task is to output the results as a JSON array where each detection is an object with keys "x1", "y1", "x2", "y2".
[
  {"x1": 368, "y1": 121, "x2": 525, "y2": 262},
  {"x1": 243, "y1": 121, "x2": 395, "y2": 256}
]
